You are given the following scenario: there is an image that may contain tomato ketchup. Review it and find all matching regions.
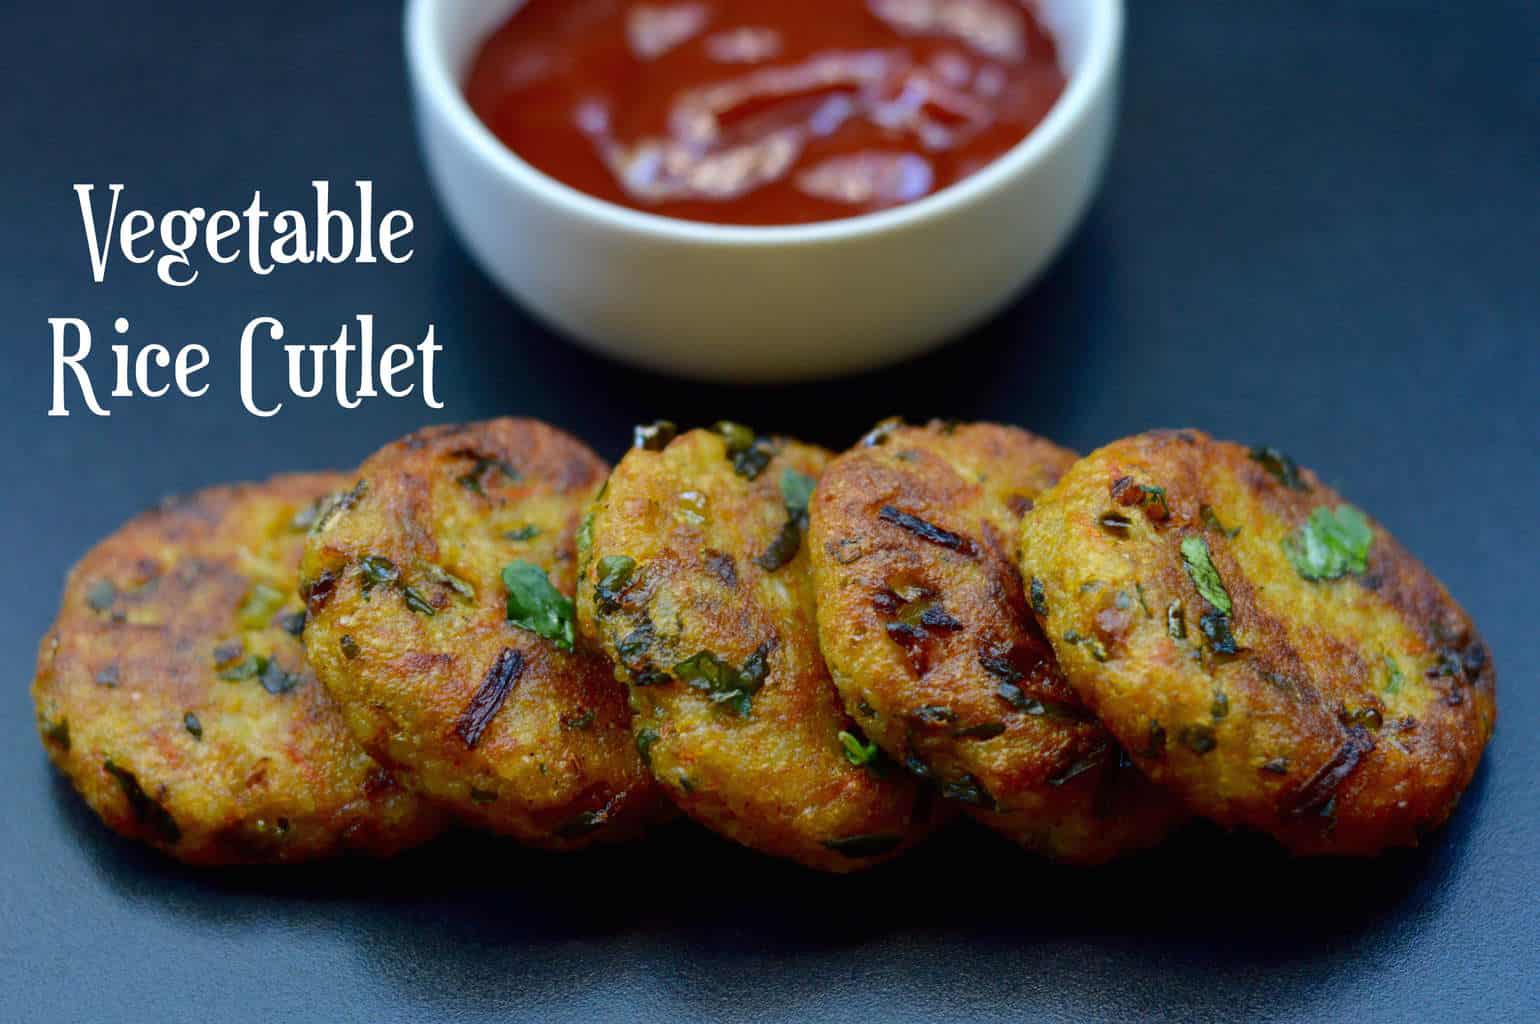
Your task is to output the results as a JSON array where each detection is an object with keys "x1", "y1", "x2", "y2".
[{"x1": 464, "y1": 0, "x2": 1066, "y2": 225}]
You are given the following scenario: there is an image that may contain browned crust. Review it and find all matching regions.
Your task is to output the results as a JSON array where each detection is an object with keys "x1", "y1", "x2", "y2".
[
  {"x1": 1019, "y1": 429, "x2": 1497, "y2": 854},
  {"x1": 808, "y1": 420, "x2": 1182, "y2": 862},
  {"x1": 300, "y1": 419, "x2": 667, "y2": 848},
  {"x1": 32, "y1": 473, "x2": 444, "y2": 864},
  {"x1": 576, "y1": 427, "x2": 938, "y2": 872}
]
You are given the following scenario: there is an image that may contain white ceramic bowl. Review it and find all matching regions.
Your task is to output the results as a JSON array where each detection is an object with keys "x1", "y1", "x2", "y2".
[{"x1": 406, "y1": 0, "x2": 1123, "y2": 381}]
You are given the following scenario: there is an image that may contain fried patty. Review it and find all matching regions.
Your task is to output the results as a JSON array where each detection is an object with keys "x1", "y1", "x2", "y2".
[
  {"x1": 300, "y1": 419, "x2": 665, "y2": 848},
  {"x1": 808, "y1": 420, "x2": 1181, "y2": 862},
  {"x1": 32, "y1": 474, "x2": 443, "y2": 864},
  {"x1": 1018, "y1": 429, "x2": 1496, "y2": 855},
  {"x1": 577, "y1": 425, "x2": 937, "y2": 871}
]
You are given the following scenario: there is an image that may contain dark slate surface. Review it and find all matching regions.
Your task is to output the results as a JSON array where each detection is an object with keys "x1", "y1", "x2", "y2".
[{"x1": 2, "y1": 2, "x2": 1536, "y2": 1021}]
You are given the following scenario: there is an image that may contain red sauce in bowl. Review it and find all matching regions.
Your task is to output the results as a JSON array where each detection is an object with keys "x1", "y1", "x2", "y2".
[{"x1": 464, "y1": 0, "x2": 1066, "y2": 225}]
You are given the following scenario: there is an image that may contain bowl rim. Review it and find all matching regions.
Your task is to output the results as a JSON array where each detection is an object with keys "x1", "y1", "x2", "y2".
[{"x1": 405, "y1": 0, "x2": 1123, "y2": 248}]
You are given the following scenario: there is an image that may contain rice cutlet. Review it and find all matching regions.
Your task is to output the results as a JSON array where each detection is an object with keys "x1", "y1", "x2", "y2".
[
  {"x1": 1018, "y1": 429, "x2": 1496, "y2": 855},
  {"x1": 33, "y1": 473, "x2": 444, "y2": 864},
  {"x1": 577, "y1": 424, "x2": 939, "y2": 871},
  {"x1": 808, "y1": 419, "x2": 1182, "y2": 863},
  {"x1": 300, "y1": 419, "x2": 667, "y2": 848}
]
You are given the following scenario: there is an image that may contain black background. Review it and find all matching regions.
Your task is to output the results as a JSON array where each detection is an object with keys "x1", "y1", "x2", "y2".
[{"x1": 3, "y1": 2, "x2": 1536, "y2": 1021}]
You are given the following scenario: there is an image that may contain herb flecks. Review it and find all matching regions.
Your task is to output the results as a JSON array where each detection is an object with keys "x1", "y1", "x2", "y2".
[
  {"x1": 502, "y1": 561, "x2": 576, "y2": 651},
  {"x1": 1383, "y1": 655, "x2": 1405, "y2": 695},
  {"x1": 616, "y1": 621, "x2": 658, "y2": 675},
  {"x1": 85, "y1": 579, "x2": 117, "y2": 613},
  {"x1": 1284, "y1": 505, "x2": 1373, "y2": 582},
  {"x1": 942, "y1": 773, "x2": 995, "y2": 808},
  {"x1": 705, "y1": 551, "x2": 738, "y2": 587},
  {"x1": 1180, "y1": 535, "x2": 1233, "y2": 615},
  {"x1": 984, "y1": 656, "x2": 1055, "y2": 714},
  {"x1": 212, "y1": 641, "x2": 244, "y2": 667},
  {"x1": 877, "y1": 506, "x2": 979, "y2": 556},
  {"x1": 103, "y1": 760, "x2": 181, "y2": 844},
  {"x1": 1199, "y1": 611, "x2": 1241, "y2": 655},
  {"x1": 183, "y1": 712, "x2": 203, "y2": 739},
  {"x1": 457, "y1": 455, "x2": 520, "y2": 496},
  {"x1": 312, "y1": 479, "x2": 367, "y2": 534},
  {"x1": 979, "y1": 652, "x2": 1022, "y2": 685},
  {"x1": 1428, "y1": 643, "x2": 1487, "y2": 686},
  {"x1": 258, "y1": 658, "x2": 301, "y2": 695},
  {"x1": 594, "y1": 555, "x2": 637, "y2": 610},
  {"x1": 1062, "y1": 628, "x2": 1109, "y2": 663},
  {"x1": 421, "y1": 563, "x2": 475, "y2": 601},
  {"x1": 1249, "y1": 446, "x2": 1308, "y2": 491},
  {"x1": 912, "y1": 704, "x2": 957, "y2": 726},
  {"x1": 357, "y1": 556, "x2": 437, "y2": 616},
  {"x1": 1029, "y1": 577, "x2": 1049, "y2": 617},
  {"x1": 456, "y1": 647, "x2": 525, "y2": 748},
  {"x1": 992, "y1": 678, "x2": 1093, "y2": 720},
  {"x1": 954, "y1": 721, "x2": 1006, "y2": 740},
  {"x1": 359, "y1": 555, "x2": 400, "y2": 595},
  {"x1": 756, "y1": 469, "x2": 816, "y2": 571},
  {"x1": 712, "y1": 421, "x2": 774, "y2": 480},
  {"x1": 218, "y1": 654, "x2": 268, "y2": 682},
  {"x1": 288, "y1": 497, "x2": 327, "y2": 533},
  {"x1": 1180, "y1": 724, "x2": 1218, "y2": 754},
  {"x1": 779, "y1": 467, "x2": 816, "y2": 515},
  {"x1": 635, "y1": 727, "x2": 661, "y2": 767},
  {"x1": 402, "y1": 587, "x2": 436, "y2": 617},
  {"x1": 838, "y1": 729, "x2": 881, "y2": 769},
  {"x1": 884, "y1": 594, "x2": 963, "y2": 675},
  {"x1": 1341, "y1": 706, "x2": 1383, "y2": 731},
  {"x1": 673, "y1": 642, "x2": 772, "y2": 717}
]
